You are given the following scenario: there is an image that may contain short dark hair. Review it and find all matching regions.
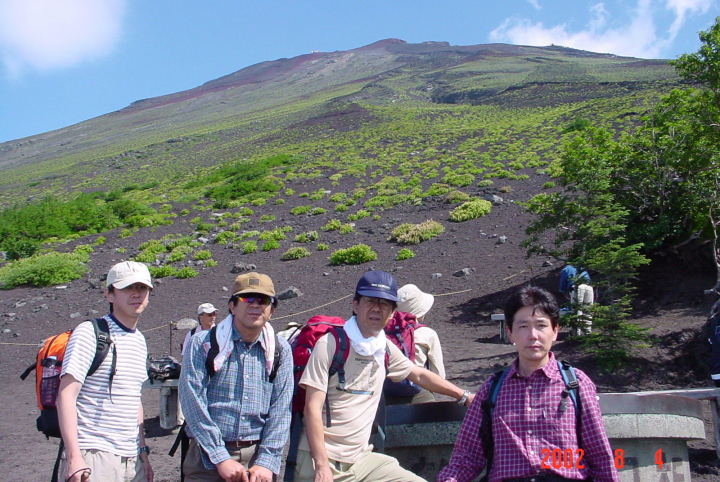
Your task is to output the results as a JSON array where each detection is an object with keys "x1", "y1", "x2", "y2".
[
  {"x1": 107, "y1": 285, "x2": 114, "y2": 313},
  {"x1": 504, "y1": 286, "x2": 560, "y2": 331}
]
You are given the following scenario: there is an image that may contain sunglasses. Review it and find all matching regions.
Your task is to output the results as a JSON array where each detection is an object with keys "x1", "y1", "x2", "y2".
[{"x1": 235, "y1": 294, "x2": 274, "y2": 306}]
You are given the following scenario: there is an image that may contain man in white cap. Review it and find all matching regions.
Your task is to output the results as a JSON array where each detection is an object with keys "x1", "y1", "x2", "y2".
[
  {"x1": 396, "y1": 283, "x2": 446, "y2": 403},
  {"x1": 57, "y1": 261, "x2": 154, "y2": 482},
  {"x1": 181, "y1": 303, "x2": 218, "y2": 357}
]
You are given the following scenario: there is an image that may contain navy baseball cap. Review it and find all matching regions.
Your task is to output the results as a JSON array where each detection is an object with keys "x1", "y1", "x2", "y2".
[{"x1": 355, "y1": 270, "x2": 399, "y2": 302}]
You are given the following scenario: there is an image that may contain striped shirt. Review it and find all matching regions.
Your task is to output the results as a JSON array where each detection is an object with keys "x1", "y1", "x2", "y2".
[
  {"x1": 179, "y1": 324, "x2": 293, "y2": 474},
  {"x1": 62, "y1": 314, "x2": 148, "y2": 457},
  {"x1": 438, "y1": 353, "x2": 618, "y2": 482}
]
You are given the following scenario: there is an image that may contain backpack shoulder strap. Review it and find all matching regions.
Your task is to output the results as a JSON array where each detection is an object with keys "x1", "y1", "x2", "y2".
[
  {"x1": 269, "y1": 334, "x2": 281, "y2": 383},
  {"x1": 89, "y1": 318, "x2": 113, "y2": 377},
  {"x1": 558, "y1": 359, "x2": 583, "y2": 447},
  {"x1": 205, "y1": 325, "x2": 219, "y2": 378},
  {"x1": 479, "y1": 367, "x2": 511, "y2": 477},
  {"x1": 322, "y1": 326, "x2": 351, "y2": 427}
]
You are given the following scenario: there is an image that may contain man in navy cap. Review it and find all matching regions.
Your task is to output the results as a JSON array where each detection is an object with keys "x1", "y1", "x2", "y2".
[{"x1": 294, "y1": 270, "x2": 474, "y2": 481}]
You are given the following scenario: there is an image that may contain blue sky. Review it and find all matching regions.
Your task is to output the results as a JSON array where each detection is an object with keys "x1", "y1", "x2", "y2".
[{"x1": 0, "y1": 0, "x2": 718, "y2": 143}]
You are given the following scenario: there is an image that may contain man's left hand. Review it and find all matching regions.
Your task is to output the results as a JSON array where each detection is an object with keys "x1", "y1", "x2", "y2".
[
  {"x1": 465, "y1": 392, "x2": 476, "y2": 407},
  {"x1": 248, "y1": 465, "x2": 273, "y2": 482}
]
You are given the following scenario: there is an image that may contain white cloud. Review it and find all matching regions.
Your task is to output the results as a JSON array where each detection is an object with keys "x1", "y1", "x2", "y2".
[
  {"x1": 489, "y1": 0, "x2": 710, "y2": 58},
  {"x1": 0, "y1": 0, "x2": 126, "y2": 77},
  {"x1": 665, "y1": 0, "x2": 712, "y2": 39},
  {"x1": 527, "y1": 0, "x2": 542, "y2": 10}
]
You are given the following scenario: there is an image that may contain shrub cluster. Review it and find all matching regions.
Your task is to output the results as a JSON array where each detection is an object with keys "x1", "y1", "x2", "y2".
[
  {"x1": 395, "y1": 248, "x2": 416, "y2": 261},
  {"x1": 449, "y1": 199, "x2": 492, "y2": 222},
  {"x1": 281, "y1": 247, "x2": 311, "y2": 261},
  {"x1": 329, "y1": 244, "x2": 377, "y2": 265},
  {"x1": 389, "y1": 220, "x2": 445, "y2": 244},
  {"x1": 0, "y1": 247, "x2": 92, "y2": 288}
]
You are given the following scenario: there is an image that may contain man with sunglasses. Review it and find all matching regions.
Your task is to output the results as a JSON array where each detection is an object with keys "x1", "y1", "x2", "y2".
[
  {"x1": 294, "y1": 270, "x2": 475, "y2": 481},
  {"x1": 180, "y1": 272, "x2": 293, "y2": 482}
]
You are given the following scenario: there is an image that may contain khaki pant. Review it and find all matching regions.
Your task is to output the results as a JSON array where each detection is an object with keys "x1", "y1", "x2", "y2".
[
  {"x1": 293, "y1": 448, "x2": 426, "y2": 482},
  {"x1": 58, "y1": 448, "x2": 145, "y2": 482},
  {"x1": 183, "y1": 439, "x2": 270, "y2": 481}
]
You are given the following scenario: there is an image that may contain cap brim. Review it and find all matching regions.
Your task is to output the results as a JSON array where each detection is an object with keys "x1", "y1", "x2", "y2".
[
  {"x1": 356, "y1": 288, "x2": 398, "y2": 302},
  {"x1": 232, "y1": 288, "x2": 276, "y2": 298},
  {"x1": 111, "y1": 278, "x2": 153, "y2": 289}
]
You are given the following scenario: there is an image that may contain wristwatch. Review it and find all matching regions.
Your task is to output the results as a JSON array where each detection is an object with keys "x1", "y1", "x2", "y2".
[
  {"x1": 456, "y1": 389, "x2": 470, "y2": 406},
  {"x1": 138, "y1": 445, "x2": 150, "y2": 456}
]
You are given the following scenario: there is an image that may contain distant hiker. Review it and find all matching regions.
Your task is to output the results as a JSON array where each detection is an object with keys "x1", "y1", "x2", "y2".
[
  {"x1": 277, "y1": 320, "x2": 304, "y2": 344},
  {"x1": 181, "y1": 303, "x2": 218, "y2": 357},
  {"x1": 179, "y1": 272, "x2": 292, "y2": 482},
  {"x1": 438, "y1": 286, "x2": 618, "y2": 482},
  {"x1": 559, "y1": 265, "x2": 594, "y2": 335},
  {"x1": 386, "y1": 283, "x2": 446, "y2": 404},
  {"x1": 56, "y1": 261, "x2": 154, "y2": 482},
  {"x1": 294, "y1": 270, "x2": 474, "y2": 482}
]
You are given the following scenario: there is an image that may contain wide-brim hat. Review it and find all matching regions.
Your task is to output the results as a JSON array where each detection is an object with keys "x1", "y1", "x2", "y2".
[
  {"x1": 355, "y1": 270, "x2": 398, "y2": 302},
  {"x1": 397, "y1": 284, "x2": 434, "y2": 318},
  {"x1": 232, "y1": 272, "x2": 276, "y2": 298},
  {"x1": 106, "y1": 261, "x2": 153, "y2": 289}
]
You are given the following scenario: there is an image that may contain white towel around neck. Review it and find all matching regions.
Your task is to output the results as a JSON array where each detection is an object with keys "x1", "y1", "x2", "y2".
[
  {"x1": 343, "y1": 315, "x2": 387, "y2": 366},
  {"x1": 205, "y1": 314, "x2": 276, "y2": 376}
]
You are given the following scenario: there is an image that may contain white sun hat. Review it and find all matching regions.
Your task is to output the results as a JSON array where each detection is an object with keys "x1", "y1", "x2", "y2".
[{"x1": 397, "y1": 284, "x2": 434, "y2": 318}]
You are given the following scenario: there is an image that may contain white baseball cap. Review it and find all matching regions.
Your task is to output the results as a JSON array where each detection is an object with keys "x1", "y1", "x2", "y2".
[
  {"x1": 397, "y1": 284, "x2": 434, "y2": 318},
  {"x1": 197, "y1": 303, "x2": 218, "y2": 315},
  {"x1": 106, "y1": 261, "x2": 153, "y2": 289}
]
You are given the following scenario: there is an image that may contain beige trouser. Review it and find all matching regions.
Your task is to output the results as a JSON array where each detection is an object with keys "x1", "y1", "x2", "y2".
[
  {"x1": 571, "y1": 283, "x2": 594, "y2": 334},
  {"x1": 294, "y1": 448, "x2": 426, "y2": 482},
  {"x1": 58, "y1": 448, "x2": 145, "y2": 482},
  {"x1": 183, "y1": 438, "x2": 270, "y2": 481}
]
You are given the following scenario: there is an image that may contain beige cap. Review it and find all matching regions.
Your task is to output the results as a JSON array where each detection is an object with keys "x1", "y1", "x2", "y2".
[
  {"x1": 232, "y1": 272, "x2": 276, "y2": 298},
  {"x1": 106, "y1": 261, "x2": 153, "y2": 289},
  {"x1": 397, "y1": 284, "x2": 434, "y2": 318},
  {"x1": 197, "y1": 303, "x2": 218, "y2": 315}
]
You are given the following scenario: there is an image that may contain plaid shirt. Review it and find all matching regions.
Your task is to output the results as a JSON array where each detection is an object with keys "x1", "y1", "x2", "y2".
[
  {"x1": 179, "y1": 324, "x2": 293, "y2": 474},
  {"x1": 438, "y1": 353, "x2": 618, "y2": 482}
]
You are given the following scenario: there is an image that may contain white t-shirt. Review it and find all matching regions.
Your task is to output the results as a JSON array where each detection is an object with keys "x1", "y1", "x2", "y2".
[{"x1": 62, "y1": 315, "x2": 148, "y2": 457}]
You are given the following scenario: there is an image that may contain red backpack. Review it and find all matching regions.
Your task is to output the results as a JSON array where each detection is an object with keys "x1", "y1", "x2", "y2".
[{"x1": 383, "y1": 311, "x2": 425, "y2": 397}]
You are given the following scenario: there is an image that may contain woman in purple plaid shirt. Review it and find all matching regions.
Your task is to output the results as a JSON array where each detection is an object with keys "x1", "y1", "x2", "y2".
[{"x1": 438, "y1": 286, "x2": 618, "y2": 482}]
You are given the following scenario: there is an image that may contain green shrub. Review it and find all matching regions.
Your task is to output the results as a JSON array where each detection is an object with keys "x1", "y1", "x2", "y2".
[
  {"x1": 0, "y1": 251, "x2": 89, "y2": 288},
  {"x1": 175, "y1": 267, "x2": 199, "y2": 279},
  {"x1": 338, "y1": 224, "x2": 354, "y2": 234},
  {"x1": 116, "y1": 247, "x2": 126, "y2": 253},
  {"x1": 334, "y1": 204, "x2": 349, "y2": 212},
  {"x1": 215, "y1": 231, "x2": 238, "y2": 244},
  {"x1": 290, "y1": 205, "x2": 312, "y2": 215},
  {"x1": 322, "y1": 219, "x2": 343, "y2": 231},
  {"x1": 259, "y1": 215, "x2": 276, "y2": 222},
  {"x1": 262, "y1": 240, "x2": 280, "y2": 251},
  {"x1": 396, "y1": 248, "x2": 416, "y2": 261},
  {"x1": 499, "y1": 185, "x2": 513, "y2": 193},
  {"x1": 274, "y1": 198, "x2": 286, "y2": 205},
  {"x1": 443, "y1": 172, "x2": 475, "y2": 187},
  {"x1": 389, "y1": 220, "x2": 445, "y2": 244},
  {"x1": 294, "y1": 231, "x2": 319, "y2": 243},
  {"x1": 347, "y1": 209, "x2": 371, "y2": 221},
  {"x1": 542, "y1": 181, "x2": 556, "y2": 189},
  {"x1": 311, "y1": 207, "x2": 327, "y2": 215},
  {"x1": 449, "y1": 199, "x2": 492, "y2": 222},
  {"x1": 316, "y1": 243, "x2": 329, "y2": 251},
  {"x1": 284, "y1": 188, "x2": 295, "y2": 196},
  {"x1": 477, "y1": 180, "x2": 494, "y2": 187},
  {"x1": 180, "y1": 209, "x2": 190, "y2": 216},
  {"x1": 149, "y1": 265, "x2": 177, "y2": 278},
  {"x1": 250, "y1": 198, "x2": 267, "y2": 206},
  {"x1": 239, "y1": 230, "x2": 260, "y2": 239},
  {"x1": 94, "y1": 236, "x2": 106, "y2": 245},
  {"x1": 119, "y1": 228, "x2": 136, "y2": 238},
  {"x1": 281, "y1": 247, "x2": 311, "y2": 261},
  {"x1": 259, "y1": 228, "x2": 289, "y2": 241},
  {"x1": 444, "y1": 190, "x2": 471, "y2": 204},
  {"x1": 167, "y1": 245, "x2": 192, "y2": 263},
  {"x1": 308, "y1": 189, "x2": 326, "y2": 200},
  {"x1": 329, "y1": 244, "x2": 377, "y2": 265},
  {"x1": 194, "y1": 249, "x2": 212, "y2": 260},
  {"x1": 329, "y1": 193, "x2": 347, "y2": 203},
  {"x1": 241, "y1": 241, "x2": 257, "y2": 254},
  {"x1": 204, "y1": 259, "x2": 218, "y2": 267}
]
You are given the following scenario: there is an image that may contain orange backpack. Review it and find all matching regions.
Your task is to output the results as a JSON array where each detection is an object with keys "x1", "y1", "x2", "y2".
[{"x1": 20, "y1": 318, "x2": 114, "y2": 438}]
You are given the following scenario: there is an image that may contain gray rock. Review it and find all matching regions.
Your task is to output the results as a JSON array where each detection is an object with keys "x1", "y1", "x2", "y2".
[
  {"x1": 453, "y1": 268, "x2": 475, "y2": 277},
  {"x1": 55, "y1": 285, "x2": 68, "y2": 290},
  {"x1": 497, "y1": 236, "x2": 507, "y2": 244},
  {"x1": 277, "y1": 286, "x2": 303, "y2": 300},
  {"x1": 14, "y1": 301, "x2": 26, "y2": 308},
  {"x1": 431, "y1": 273, "x2": 443, "y2": 279},
  {"x1": 222, "y1": 286, "x2": 229, "y2": 291},
  {"x1": 485, "y1": 194, "x2": 504, "y2": 205},
  {"x1": 2, "y1": 328, "x2": 11, "y2": 334},
  {"x1": 198, "y1": 237, "x2": 210, "y2": 245},
  {"x1": 231, "y1": 263, "x2": 256, "y2": 274},
  {"x1": 70, "y1": 312, "x2": 82, "y2": 319},
  {"x1": 5, "y1": 312, "x2": 16, "y2": 317},
  {"x1": 542, "y1": 260, "x2": 554, "y2": 267}
]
